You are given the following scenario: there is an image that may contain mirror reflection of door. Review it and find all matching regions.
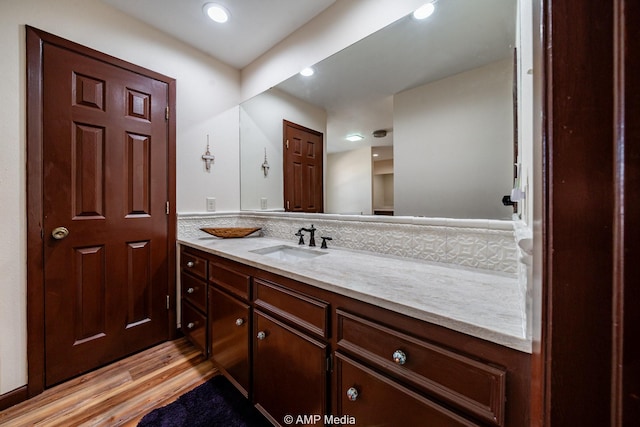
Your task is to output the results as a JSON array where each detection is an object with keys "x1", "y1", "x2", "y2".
[{"x1": 283, "y1": 120, "x2": 324, "y2": 212}]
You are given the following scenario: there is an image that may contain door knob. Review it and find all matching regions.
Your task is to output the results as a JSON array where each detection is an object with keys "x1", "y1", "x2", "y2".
[{"x1": 51, "y1": 227, "x2": 69, "y2": 240}]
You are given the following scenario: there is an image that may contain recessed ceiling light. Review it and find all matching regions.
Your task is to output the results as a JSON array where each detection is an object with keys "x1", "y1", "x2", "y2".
[
  {"x1": 203, "y1": 3, "x2": 230, "y2": 23},
  {"x1": 372, "y1": 153, "x2": 379, "y2": 157},
  {"x1": 300, "y1": 67, "x2": 315, "y2": 77},
  {"x1": 346, "y1": 134, "x2": 364, "y2": 142},
  {"x1": 413, "y1": 2, "x2": 435, "y2": 20}
]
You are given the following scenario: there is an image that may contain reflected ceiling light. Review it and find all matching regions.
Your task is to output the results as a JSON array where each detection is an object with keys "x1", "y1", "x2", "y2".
[
  {"x1": 372, "y1": 153, "x2": 379, "y2": 157},
  {"x1": 413, "y1": 2, "x2": 436, "y2": 20},
  {"x1": 300, "y1": 67, "x2": 315, "y2": 77},
  {"x1": 346, "y1": 134, "x2": 364, "y2": 142},
  {"x1": 203, "y1": 3, "x2": 230, "y2": 23}
]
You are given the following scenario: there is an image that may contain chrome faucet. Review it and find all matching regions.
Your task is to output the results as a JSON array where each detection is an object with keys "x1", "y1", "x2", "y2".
[{"x1": 301, "y1": 224, "x2": 317, "y2": 247}]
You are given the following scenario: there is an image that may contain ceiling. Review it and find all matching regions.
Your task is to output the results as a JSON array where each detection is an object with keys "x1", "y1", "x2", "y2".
[{"x1": 100, "y1": 0, "x2": 336, "y2": 69}]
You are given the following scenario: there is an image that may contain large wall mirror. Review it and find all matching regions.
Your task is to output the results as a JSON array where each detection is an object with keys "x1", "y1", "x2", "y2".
[{"x1": 240, "y1": 0, "x2": 531, "y2": 220}]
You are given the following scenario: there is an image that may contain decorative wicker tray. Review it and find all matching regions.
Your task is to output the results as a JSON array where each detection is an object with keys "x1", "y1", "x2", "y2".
[{"x1": 200, "y1": 227, "x2": 262, "y2": 238}]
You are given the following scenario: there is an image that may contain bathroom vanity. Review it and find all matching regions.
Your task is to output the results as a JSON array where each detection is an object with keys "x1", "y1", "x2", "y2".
[{"x1": 178, "y1": 234, "x2": 530, "y2": 427}]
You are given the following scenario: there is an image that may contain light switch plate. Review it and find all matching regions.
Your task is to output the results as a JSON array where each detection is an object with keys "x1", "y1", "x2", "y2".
[{"x1": 206, "y1": 197, "x2": 216, "y2": 212}]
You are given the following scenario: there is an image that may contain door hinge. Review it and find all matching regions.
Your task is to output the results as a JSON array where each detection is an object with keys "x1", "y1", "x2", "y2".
[
  {"x1": 166, "y1": 201, "x2": 170, "y2": 215},
  {"x1": 165, "y1": 106, "x2": 169, "y2": 121},
  {"x1": 286, "y1": 201, "x2": 290, "y2": 210},
  {"x1": 166, "y1": 295, "x2": 170, "y2": 310},
  {"x1": 286, "y1": 139, "x2": 289, "y2": 149},
  {"x1": 326, "y1": 354, "x2": 333, "y2": 372}
]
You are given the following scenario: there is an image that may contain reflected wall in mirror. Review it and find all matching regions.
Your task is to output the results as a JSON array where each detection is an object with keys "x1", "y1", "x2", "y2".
[{"x1": 240, "y1": 0, "x2": 528, "y2": 220}]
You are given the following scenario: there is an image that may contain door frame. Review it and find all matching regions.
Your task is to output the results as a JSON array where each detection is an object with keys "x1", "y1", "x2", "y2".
[{"x1": 25, "y1": 26, "x2": 177, "y2": 397}]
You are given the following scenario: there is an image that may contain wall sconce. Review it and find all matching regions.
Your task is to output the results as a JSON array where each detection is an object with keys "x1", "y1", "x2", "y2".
[
  {"x1": 261, "y1": 147, "x2": 270, "y2": 177},
  {"x1": 202, "y1": 134, "x2": 215, "y2": 171}
]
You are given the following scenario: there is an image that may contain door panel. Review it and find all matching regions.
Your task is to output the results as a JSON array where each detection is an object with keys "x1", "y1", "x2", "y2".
[{"x1": 42, "y1": 43, "x2": 170, "y2": 386}]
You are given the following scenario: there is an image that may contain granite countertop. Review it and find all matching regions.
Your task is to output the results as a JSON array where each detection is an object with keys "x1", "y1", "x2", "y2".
[{"x1": 178, "y1": 234, "x2": 531, "y2": 353}]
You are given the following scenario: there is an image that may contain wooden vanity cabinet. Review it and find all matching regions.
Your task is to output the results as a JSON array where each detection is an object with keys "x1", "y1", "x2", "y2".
[
  {"x1": 180, "y1": 247, "x2": 208, "y2": 355},
  {"x1": 178, "y1": 245, "x2": 530, "y2": 426}
]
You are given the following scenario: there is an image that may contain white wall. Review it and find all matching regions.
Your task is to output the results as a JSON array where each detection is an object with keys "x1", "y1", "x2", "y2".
[
  {"x1": 240, "y1": 88, "x2": 326, "y2": 211},
  {"x1": 394, "y1": 59, "x2": 515, "y2": 219},
  {"x1": 0, "y1": 0, "x2": 240, "y2": 395},
  {"x1": 326, "y1": 147, "x2": 372, "y2": 215}
]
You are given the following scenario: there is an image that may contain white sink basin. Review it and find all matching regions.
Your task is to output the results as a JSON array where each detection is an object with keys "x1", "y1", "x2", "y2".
[{"x1": 250, "y1": 245, "x2": 327, "y2": 262}]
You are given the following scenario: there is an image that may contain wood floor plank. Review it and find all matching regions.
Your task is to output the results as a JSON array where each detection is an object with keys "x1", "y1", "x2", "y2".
[{"x1": 0, "y1": 338, "x2": 218, "y2": 427}]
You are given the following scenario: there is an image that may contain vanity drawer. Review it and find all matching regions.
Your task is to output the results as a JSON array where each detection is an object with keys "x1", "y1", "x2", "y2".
[
  {"x1": 182, "y1": 302, "x2": 207, "y2": 356},
  {"x1": 336, "y1": 309, "x2": 506, "y2": 426},
  {"x1": 254, "y1": 278, "x2": 329, "y2": 339},
  {"x1": 181, "y1": 249, "x2": 207, "y2": 280},
  {"x1": 209, "y1": 261, "x2": 251, "y2": 300},
  {"x1": 335, "y1": 352, "x2": 479, "y2": 427},
  {"x1": 181, "y1": 273, "x2": 207, "y2": 313}
]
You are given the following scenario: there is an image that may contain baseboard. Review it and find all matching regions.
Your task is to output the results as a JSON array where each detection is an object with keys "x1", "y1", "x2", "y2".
[{"x1": 0, "y1": 385, "x2": 28, "y2": 411}]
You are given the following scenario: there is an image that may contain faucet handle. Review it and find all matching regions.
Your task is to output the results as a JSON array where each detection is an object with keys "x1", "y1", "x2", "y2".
[
  {"x1": 295, "y1": 230, "x2": 305, "y2": 245},
  {"x1": 320, "y1": 236, "x2": 332, "y2": 249}
]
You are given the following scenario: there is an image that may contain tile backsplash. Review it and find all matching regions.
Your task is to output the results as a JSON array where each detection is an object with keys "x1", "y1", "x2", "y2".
[{"x1": 178, "y1": 212, "x2": 519, "y2": 275}]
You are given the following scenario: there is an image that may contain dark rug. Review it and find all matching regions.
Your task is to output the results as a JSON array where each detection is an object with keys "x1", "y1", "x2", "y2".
[{"x1": 138, "y1": 375, "x2": 272, "y2": 427}]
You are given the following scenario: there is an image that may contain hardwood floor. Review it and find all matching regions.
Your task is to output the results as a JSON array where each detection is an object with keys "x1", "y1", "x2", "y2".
[{"x1": 0, "y1": 338, "x2": 218, "y2": 426}]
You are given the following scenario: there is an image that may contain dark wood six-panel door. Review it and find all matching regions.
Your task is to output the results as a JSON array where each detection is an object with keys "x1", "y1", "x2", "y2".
[
  {"x1": 283, "y1": 120, "x2": 323, "y2": 213},
  {"x1": 40, "y1": 39, "x2": 171, "y2": 386}
]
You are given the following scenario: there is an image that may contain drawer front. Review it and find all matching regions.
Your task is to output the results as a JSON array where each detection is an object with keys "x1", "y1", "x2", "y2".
[
  {"x1": 337, "y1": 309, "x2": 506, "y2": 426},
  {"x1": 182, "y1": 301, "x2": 207, "y2": 356},
  {"x1": 335, "y1": 352, "x2": 479, "y2": 427},
  {"x1": 209, "y1": 286, "x2": 250, "y2": 396},
  {"x1": 209, "y1": 262, "x2": 251, "y2": 300},
  {"x1": 181, "y1": 249, "x2": 207, "y2": 280},
  {"x1": 254, "y1": 278, "x2": 329, "y2": 339},
  {"x1": 181, "y1": 273, "x2": 207, "y2": 313}
]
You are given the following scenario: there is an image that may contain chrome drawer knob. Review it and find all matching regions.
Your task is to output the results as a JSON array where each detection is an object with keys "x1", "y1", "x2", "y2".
[
  {"x1": 187, "y1": 322, "x2": 195, "y2": 329},
  {"x1": 392, "y1": 349, "x2": 407, "y2": 365},
  {"x1": 346, "y1": 387, "x2": 359, "y2": 402},
  {"x1": 235, "y1": 318, "x2": 244, "y2": 326},
  {"x1": 187, "y1": 261, "x2": 195, "y2": 267},
  {"x1": 187, "y1": 287, "x2": 195, "y2": 294},
  {"x1": 257, "y1": 331, "x2": 266, "y2": 340}
]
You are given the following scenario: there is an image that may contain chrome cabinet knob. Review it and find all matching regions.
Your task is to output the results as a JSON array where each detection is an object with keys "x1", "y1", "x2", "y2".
[
  {"x1": 235, "y1": 318, "x2": 244, "y2": 326},
  {"x1": 187, "y1": 287, "x2": 195, "y2": 294},
  {"x1": 392, "y1": 349, "x2": 407, "y2": 365},
  {"x1": 346, "y1": 387, "x2": 359, "y2": 402},
  {"x1": 257, "y1": 331, "x2": 266, "y2": 340},
  {"x1": 186, "y1": 261, "x2": 195, "y2": 267},
  {"x1": 51, "y1": 226, "x2": 69, "y2": 240},
  {"x1": 187, "y1": 322, "x2": 195, "y2": 329}
]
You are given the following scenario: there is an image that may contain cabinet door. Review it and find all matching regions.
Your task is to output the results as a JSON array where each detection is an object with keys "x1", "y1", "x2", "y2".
[
  {"x1": 209, "y1": 286, "x2": 250, "y2": 396},
  {"x1": 335, "y1": 352, "x2": 480, "y2": 427},
  {"x1": 254, "y1": 310, "x2": 328, "y2": 425}
]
